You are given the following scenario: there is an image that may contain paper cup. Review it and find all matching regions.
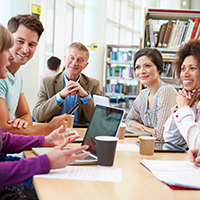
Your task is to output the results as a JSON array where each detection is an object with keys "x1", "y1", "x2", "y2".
[
  {"x1": 67, "y1": 115, "x2": 74, "y2": 129},
  {"x1": 116, "y1": 122, "x2": 126, "y2": 140},
  {"x1": 95, "y1": 136, "x2": 118, "y2": 166},
  {"x1": 139, "y1": 136, "x2": 156, "y2": 157}
]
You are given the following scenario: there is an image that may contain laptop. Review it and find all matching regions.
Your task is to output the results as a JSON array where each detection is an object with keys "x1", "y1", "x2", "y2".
[
  {"x1": 125, "y1": 127, "x2": 151, "y2": 137},
  {"x1": 32, "y1": 104, "x2": 125, "y2": 165},
  {"x1": 73, "y1": 121, "x2": 88, "y2": 128}
]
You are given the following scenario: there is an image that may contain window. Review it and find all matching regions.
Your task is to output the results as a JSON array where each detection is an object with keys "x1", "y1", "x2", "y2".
[{"x1": 106, "y1": 0, "x2": 142, "y2": 45}]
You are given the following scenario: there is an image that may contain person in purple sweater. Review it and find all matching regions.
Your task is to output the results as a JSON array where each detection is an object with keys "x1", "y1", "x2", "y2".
[{"x1": 0, "y1": 24, "x2": 89, "y2": 199}]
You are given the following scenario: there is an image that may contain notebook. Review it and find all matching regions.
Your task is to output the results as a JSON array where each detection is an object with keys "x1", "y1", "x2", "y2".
[
  {"x1": 125, "y1": 127, "x2": 151, "y2": 137},
  {"x1": 32, "y1": 104, "x2": 125, "y2": 165}
]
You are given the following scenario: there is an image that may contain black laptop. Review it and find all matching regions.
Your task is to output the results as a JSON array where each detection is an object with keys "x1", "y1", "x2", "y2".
[{"x1": 32, "y1": 104, "x2": 125, "y2": 165}]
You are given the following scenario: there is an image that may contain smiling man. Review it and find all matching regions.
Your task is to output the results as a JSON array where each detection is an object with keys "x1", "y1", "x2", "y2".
[
  {"x1": 0, "y1": 14, "x2": 70, "y2": 136},
  {"x1": 33, "y1": 42, "x2": 100, "y2": 123}
]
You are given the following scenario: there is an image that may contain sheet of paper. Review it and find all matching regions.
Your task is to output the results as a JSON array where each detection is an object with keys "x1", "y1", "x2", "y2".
[
  {"x1": 116, "y1": 144, "x2": 139, "y2": 152},
  {"x1": 141, "y1": 159, "x2": 199, "y2": 171},
  {"x1": 152, "y1": 170, "x2": 200, "y2": 189},
  {"x1": 34, "y1": 166, "x2": 122, "y2": 182},
  {"x1": 140, "y1": 159, "x2": 200, "y2": 189}
]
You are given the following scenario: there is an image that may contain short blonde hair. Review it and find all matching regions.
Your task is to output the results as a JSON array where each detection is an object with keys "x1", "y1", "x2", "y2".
[{"x1": 0, "y1": 24, "x2": 14, "y2": 53}]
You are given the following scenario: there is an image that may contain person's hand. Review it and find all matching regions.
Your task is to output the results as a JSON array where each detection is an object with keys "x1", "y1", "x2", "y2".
[
  {"x1": 44, "y1": 125, "x2": 79, "y2": 147},
  {"x1": 178, "y1": 88, "x2": 200, "y2": 108},
  {"x1": 47, "y1": 138, "x2": 90, "y2": 169},
  {"x1": 48, "y1": 114, "x2": 70, "y2": 131},
  {"x1": 84, "y1": 135, "x2": 96, "y2": 152},
  {"x1": 188, "y1": 147, "x2": 200, "y2": 167},
  {"x1": 66, "y1": 81, "x2": 88, "y2": 97},
  {"x1": 59, "y1": 87, "x2": 70, "y2": 99},
  {"x1": 176, "y1": 92, "x2": 192, "y2": 108},
  {"x1": 7, "y1": 118, "x2": 29, "y2": 129}
]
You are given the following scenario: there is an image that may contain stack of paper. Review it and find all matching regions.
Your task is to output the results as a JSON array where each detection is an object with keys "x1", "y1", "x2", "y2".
[{"x1": 141, "y1": 159, "x2": 200, "y2": 189}]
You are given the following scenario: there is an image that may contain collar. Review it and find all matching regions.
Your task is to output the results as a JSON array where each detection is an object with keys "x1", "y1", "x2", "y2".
[
  {"x1": 146, "y1": 81, "x2": 164, "y2": 96},
  {"x1": 64, "y1": 73, "x2": 81, "y2": 87}
]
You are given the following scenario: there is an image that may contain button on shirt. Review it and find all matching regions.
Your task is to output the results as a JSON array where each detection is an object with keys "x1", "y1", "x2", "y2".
[{"x1": 55, "y1": 74, "x2": 91, "y2": 121}]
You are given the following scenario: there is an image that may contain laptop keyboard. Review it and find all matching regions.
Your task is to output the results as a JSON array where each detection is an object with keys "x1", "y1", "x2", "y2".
[{"x1": 76, "y1": 151, "x2": 95, "y2": 160}]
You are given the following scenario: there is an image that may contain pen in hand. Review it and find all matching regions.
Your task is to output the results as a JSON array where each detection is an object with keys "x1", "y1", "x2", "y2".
[
  {"x1": 195, "y1": 148, "x2": 200, "y2": 165},
  {"x1": 197, "y1": 148, "x2": 200, "y2": 157}
]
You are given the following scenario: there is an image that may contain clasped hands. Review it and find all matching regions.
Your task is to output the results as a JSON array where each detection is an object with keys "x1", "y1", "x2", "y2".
[
  {"x1": 176, "y1": 88, "x2": 200, "y2": 108},
  {"x1": 59, "y1": 80, "x2": 88, "y2": 99}
]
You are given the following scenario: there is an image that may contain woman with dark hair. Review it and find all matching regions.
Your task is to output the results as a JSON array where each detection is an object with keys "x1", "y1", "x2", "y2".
[
  {"x1": 125, "y1": 48, "x2": 177, "y2": 141},
  {"x1": 164, "y1": 39, "x2": 200, "y2": 149}
]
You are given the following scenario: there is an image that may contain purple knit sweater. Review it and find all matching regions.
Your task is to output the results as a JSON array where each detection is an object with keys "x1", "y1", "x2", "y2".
[{"x1": 0, "y1": 129, "x2": 50, "y2": 188}]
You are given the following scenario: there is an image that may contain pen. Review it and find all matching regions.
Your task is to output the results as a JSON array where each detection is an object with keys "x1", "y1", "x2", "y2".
[
  {"x1": 68, "y1": 103, "x2": 80, "y2": 115},
  {"x1": 195, "y1": 148, "x2": 200, "y2": 165},
  {"x1": 197, "y1": 148, "x2": 200, "y2": 158}
]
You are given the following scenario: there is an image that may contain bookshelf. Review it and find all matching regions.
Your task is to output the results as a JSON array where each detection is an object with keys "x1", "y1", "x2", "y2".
[
  {"x1": 103, "y1": 44, "x2": 139, "y2": 114},
  {"x1": 143, "y1": 8, "x2": 200, "y2": 89}
]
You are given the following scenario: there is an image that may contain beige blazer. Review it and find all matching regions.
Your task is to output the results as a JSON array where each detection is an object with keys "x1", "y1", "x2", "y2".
[{"x1": 32, "y1": 72, "x2": 100, "y2": 123}]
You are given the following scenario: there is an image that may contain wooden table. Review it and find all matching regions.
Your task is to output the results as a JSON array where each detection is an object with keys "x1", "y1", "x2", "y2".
[{"x1": 24, "y1": 129, "x2": 200, "y2": 200}]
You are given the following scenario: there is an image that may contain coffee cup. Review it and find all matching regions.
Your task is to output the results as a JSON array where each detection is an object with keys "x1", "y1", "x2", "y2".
[
  {"x1": 116, "y1": 122, "x2": 126, "y2": 140},
  {"x1": 67, "y1": 115, "x2": 74, "y2": 129},
  {"x1": 139, "y1": 136, "x2": 156, "y2": 157},
  {"x1": 95, "y1": 136, "x2": 118, "y2": 166}
]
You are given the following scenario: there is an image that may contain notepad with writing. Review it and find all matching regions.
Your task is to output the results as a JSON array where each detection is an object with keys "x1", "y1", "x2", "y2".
[{"x1": 140, "y1": 159, "x2": 200, "y2": 190}]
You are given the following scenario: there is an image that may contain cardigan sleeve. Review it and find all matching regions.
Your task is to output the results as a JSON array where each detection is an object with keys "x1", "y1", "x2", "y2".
[
  {"x1": 0, "y1": 130, "x2": 50, "y2": 187},
  {"x1": 0, "y1": 154, "x2": 50, "y2": 188},
  {"x1": 0, "y1": 129, "x2": 45, "y2": 153}
]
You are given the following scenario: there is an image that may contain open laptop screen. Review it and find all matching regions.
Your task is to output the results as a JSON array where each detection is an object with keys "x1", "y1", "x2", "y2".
[{"x1": 82, "y1": 105, "x2": 124, "y2": 156}]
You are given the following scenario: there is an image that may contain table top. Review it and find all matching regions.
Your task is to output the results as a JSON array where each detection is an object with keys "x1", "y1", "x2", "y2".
[{"x1": 24, "y1": 128, "x2": 200, "y2": 200}]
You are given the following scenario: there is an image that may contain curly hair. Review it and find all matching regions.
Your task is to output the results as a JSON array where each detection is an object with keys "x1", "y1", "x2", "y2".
[
  {"x1": 174, "y1": 39, "x2": 200, "y2": 79},
  {"x1": 7, "y1": 14, "x2": 44, "y2": 41},
  {"x1": 133, "y1": 48, "x2": 163, "y2": 74}
]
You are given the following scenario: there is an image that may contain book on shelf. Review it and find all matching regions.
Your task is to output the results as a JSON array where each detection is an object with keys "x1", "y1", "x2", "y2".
[
  {"x1": 148, "y1": 17, "x2": 200, "y2": 49},
  {"x1": 105, "y1": 83, "x2": 137, "y2": 95},
  {"x1": 109, "y1": 49, "x2": 133, "y2": 62},
  {"x1": 145, "y1": 19, "x2": 151, "y2": 47},
  {"x1": 178, "y1": 23, "x2": 186, "y2": 46},
  {"x1": 190, "y1": 17, "x2": 200, "y2": 39},
  {"x1": 194, "y1": 20, "x2": 200, "y2": 39},
  {"x1": 127, "y1": 51, "x2": 133, "y2": 61},
  {"x1": 106, "y1": 48, "x2": 112, "y2": 62},
  {"x1": 148, "y1": 18, "x2": 155, "y2": 48},
  {"x1": 167, "y1": 23, "x2": 175, "y2": 49},
  {"x1": 180, "y1": 20, "x2": 190, "y2": 45},
  {"x1": 162, "y1": 20, "x2": 173, "y2": 48},
  {"x1": 107, "y1": 65, "x2": 133, "y2": 79},
  {"x1": 161, "y1": 63, "x2": 174, "y2": 78},
  {"x1": 168, "y1": 19, "x2": 179, "y2": 48},
  {"x1": 185, "y1": 20, "x2": 194, "y2": 43},
  {"x1": 157, "y1": 23, "x2": 167, "y2": 47}
]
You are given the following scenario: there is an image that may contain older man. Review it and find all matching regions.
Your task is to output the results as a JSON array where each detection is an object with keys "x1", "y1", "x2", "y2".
[{"x1": 33, "y1": 42, "x2": 100, "y2": 123}]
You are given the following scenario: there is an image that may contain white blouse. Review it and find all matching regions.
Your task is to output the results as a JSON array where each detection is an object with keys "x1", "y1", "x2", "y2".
[{"x1": 164, "y1": 101, "x2": 200, "y2": 149}]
